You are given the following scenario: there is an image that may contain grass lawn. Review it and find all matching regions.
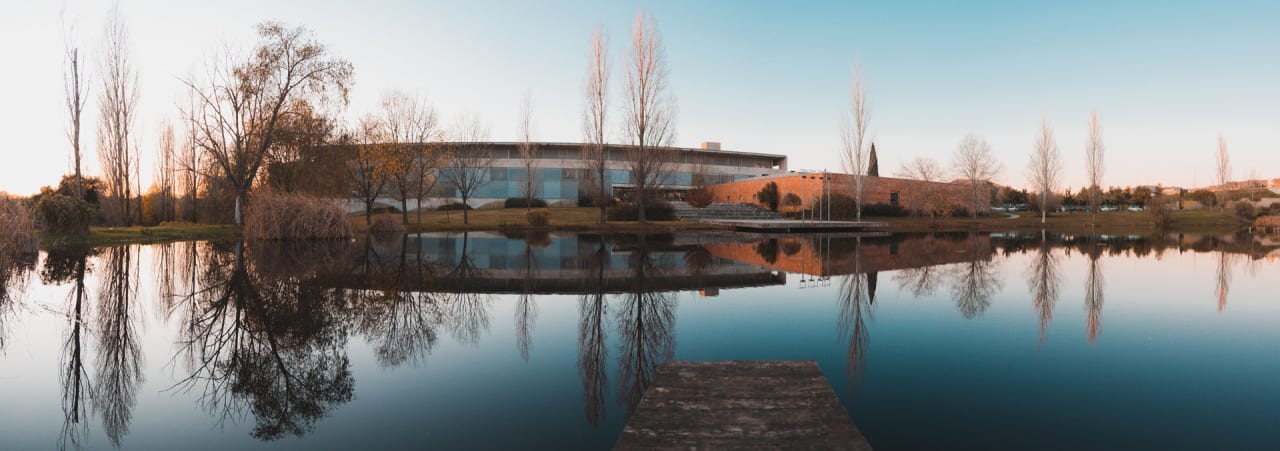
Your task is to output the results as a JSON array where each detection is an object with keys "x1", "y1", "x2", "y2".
[
  {"x1": 872, "y1": 208, "x2": 1251, "y2": 234},
  {"x1": 40, "y1": 222, "x2": 240, "y2": 248}
]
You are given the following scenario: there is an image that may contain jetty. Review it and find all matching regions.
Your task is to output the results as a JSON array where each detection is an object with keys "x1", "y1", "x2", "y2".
[{"x1": 614, "y1": 360, "x2": 873, "y2": 450}]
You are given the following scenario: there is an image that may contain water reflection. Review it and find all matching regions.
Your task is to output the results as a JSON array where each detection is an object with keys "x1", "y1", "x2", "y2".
[{"x1": 3, "y1": 231, "x2": 1277, "y2": 449}]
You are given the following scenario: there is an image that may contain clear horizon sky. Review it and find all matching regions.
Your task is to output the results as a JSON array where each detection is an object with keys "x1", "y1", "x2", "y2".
[{"x1": 3, "y1": 0, "x2": 1278, "y2": 196}]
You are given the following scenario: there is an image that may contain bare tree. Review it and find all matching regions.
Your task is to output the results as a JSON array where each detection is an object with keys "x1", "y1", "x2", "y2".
[
  {"x1": 1026, "y1": 237, "x2": 1060, "y2": 346},
  {"x1": 183, "y1": 23, "x2": 353, "y2": 225},
  {"x1": 97, "y1": 5, "x2": 140, "y2": 225},
  {"x1": 1085, "y1": 109, "x2": 1105, "y2": 224},
  {"x1": 582, "y1": 26, "x2": 611, "y2": 224},
  {"x1": 952, "y1": 134, "x2": 1000, "y2": 220},
  {"x1": 180, "y1": 93, "x2": 201, "y2": 222},
  {"x1": 378, "y1": 91, "x2": 439, "y2": 224},
  {"x1": 1084, "y1": 251, "x2": 1104, "y2": 344},
  {"x1": 349, "y1": 118, "x2": 389, "y2": 226},
  {"x1": 840, "y1": 61, "x2": 870, "y2": 222},
  {"x1": 63, "y1": 21, "x2": 89, "y2": 201},
  {"x1": 621, "y1": 11, "x2": 678, "y2": 223},
  {"x1": 1027, "y1": 119, "x2": 1063, "y2": 224},
  {"x1": 1215, "y1": 134, "x2": 1231, "y2": 209},
  {"x1": 156, "y1": 121, "x2": 177, "y2": 222},
  {"x1": 265, "y1": 99, "x2": 334, "y2": 193},
  {"x1": 442, "y1": 114, "x2": 494, "y2": 225},
  {"x1": 517, "y1": 93, "x2": 539, "y2": 210},
  {"x1": 896, "y1": 157, "x2": 947, "y2": 224}
]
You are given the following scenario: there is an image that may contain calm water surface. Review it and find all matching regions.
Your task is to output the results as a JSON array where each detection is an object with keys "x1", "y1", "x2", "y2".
[{"x1": 0, "y1": 232, "x2": 1277, "y2": 450}]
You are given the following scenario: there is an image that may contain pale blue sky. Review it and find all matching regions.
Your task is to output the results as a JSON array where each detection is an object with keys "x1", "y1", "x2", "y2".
[{"x1": 2, "y1": 0, "x2": 1278, "y2": 195}]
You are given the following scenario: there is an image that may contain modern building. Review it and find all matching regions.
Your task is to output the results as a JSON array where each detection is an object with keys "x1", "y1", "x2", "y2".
[
  {"x1": 383, "y1": 141, "x2": 788, "y2": 210},
  {"x1": 701, "y1": 172, "x2": 990, "y2": 214}
]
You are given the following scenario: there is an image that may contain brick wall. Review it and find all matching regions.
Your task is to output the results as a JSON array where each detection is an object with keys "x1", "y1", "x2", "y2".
[{"x1": 704, "y1": 173, "x2": 990, "y2": 214}]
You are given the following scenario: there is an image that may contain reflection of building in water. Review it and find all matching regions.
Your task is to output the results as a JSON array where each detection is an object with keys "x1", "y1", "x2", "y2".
[
  {"x1": 704, "y1": 234, "x2": 990, "y2": 276},
  {"x1": 330, "y1": 233, "x2": 785, "y2": 294}
]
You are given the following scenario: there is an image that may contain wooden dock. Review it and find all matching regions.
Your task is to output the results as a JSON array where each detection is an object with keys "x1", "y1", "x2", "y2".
[
  {"x1": 704, "y1": 219, "x2": 888, "y2": 233},
  {"x1": 614, "y1": 360, "x2": 873, "y2": 450}
]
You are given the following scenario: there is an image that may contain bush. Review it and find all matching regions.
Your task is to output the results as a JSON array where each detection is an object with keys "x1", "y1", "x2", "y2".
[
  {"x1": 438, "y1": 202, "x2": 472, "y2": 211},
  {"x1": 504, "y1": 197, "x2": 548, "y2": 209},
  {"x1": 757, "y1": 181, "x2": 780, "y2": 211},
  {"x1": 1233, "y1": 202, "x2": 1256, "y2": 220},
  {"x1": 525, "y1": 209, "x2": 550, "y2": 226},
  {"x1": 949, "y1": 206, "x2": 971, "y2": 218},
  {"x1": 607, "y1": 201, "x2": 676, "y2": 221},
  {"x1": 35, "y1": 193, "x2": 93, "y2": 235},
  {"x1": 686, "y1": 187, "x2": 715, "y2": 209},
  {"x1": 1149, "y1": 195, "x2": 1174, "y2": 229},
  {"x1": 244, "y1": 191, "x2": 352, "y2": 240},
  {"x1": 1, "y1": 194, "x2": 38, "y2": 262},
  {"x1": 369, "y1": 214, "x2": 405, "y2": 233}
]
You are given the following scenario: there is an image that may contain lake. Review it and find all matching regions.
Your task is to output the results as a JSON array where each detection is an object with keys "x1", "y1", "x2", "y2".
[{"x1": 1, "y1": 231, "x2": 1277, "y2": 450}]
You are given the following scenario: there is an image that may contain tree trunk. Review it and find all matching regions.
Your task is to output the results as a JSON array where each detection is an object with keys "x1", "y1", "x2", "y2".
[
  {"x1": 401, "y1": 197, "x2": 409, "y2": 225},
  {"x1": 462, "y1": 200, "x2": 470, "y2": 224},
  {"x1": 637, "y1": 186, "x2": 647, "y2": 224},
  {"x1": 365, "y1": 201, "x2": 373, "y2": 225},
  {"x1": 234, "y1": 194, "x2": 243, "y2": 226}
]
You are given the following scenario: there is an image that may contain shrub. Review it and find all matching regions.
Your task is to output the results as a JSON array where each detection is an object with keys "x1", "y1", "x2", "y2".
[
  {"x1": 438, "y1": 202, "x2": 472, "y2": 211},
  {"x1": 607, "y1": 201, "x2": 676, "y2": 221},
  {"x1": 949, "y1": 206, "x2": 971, "y2": 218},
  {"x1": 244, "y1": 191, "x2": 352, "y2": 240},
  {"x1": 782, "y1": 193, "x2": 802, "y2": 208},
  {"x1": 756, "y1": 181, "x2": 780, "y2": 211},
  {"x1": 686, "y1": 187, "x2": 715, "y2": 209},
  {"x1": 1233, "y1": 202, "x2": 1256, "y2": 220},
  {"x1": 35, "y1": 193, "x2": 93, "y2": 235},
  {"x1": 369, "y1": 214, "x2": 405, "y2": 233},
  {"x1": 1149, "y1": 195, "x2": 1173, "y2": 229},
  {"x1": 525, "y1": 209, "x2": 550, "y2": 226},
  {"x1": 504, "y1": 197, "x2": 548, "y2": 209},
  {"x1": 0, "y1": 194, "x2": 38, "y2": 263}
]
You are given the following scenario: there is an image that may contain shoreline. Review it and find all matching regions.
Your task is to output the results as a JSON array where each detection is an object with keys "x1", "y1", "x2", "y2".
[{"x1": 35, "y1": 208, "x2": 1255, "y2": 248}]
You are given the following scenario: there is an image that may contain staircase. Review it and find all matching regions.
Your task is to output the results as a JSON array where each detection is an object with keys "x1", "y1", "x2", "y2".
[{"x1": 669, "y1": 201, "x2": 783, "y2": 221}]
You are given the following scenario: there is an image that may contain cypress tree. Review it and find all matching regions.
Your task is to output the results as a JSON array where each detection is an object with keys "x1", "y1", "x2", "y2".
[{"x1": 867, "y1": 143, "x2": 880, "y2": 177}]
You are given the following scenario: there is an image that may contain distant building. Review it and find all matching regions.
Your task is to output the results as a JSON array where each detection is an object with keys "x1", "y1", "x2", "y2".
[{"x1": 702, "y1": 172, "x2": 989, "y2": 214}]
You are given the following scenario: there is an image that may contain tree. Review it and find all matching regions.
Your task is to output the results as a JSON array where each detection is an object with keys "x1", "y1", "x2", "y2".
[
  {"x1": 867, "y1": 142, "x2": 879, "y2": 177},
  {"x1": 840, "y1": 61, "x2": 871, "y2": 222},
  {"x1": 517, "y1": 93, "x2": 539, "y2": 211},
  {"x1": 156, "y1": 121, "x2": 177, "y2": 222},
  {"x1": 377, "y1": 91, "x2": 439, "y2": 225},
  {"x1": 1216, "y1": 134, "x2": 1231, "y2": 209},
  {"x1": 442, "y1": 114, "x2": 494, "y2": 225},
  {"x1": 756, "y1": 181, "x2": 780, "y2": 212},
  {"x1": 1085, "y1": 109, "x2": 1105, "y2": 224},
  {"x1": 1027, "y1": 119, "x2": 1063, "y2": 224},
  {"x1": 184, "y1": 22, "x2": 353, "y2": 226},
  {"x1": 621, "y1": 11, "x2": 678, "y2": 224},
  {"x1": 97, "y1": 5, "x2": 139, "y2": 226},
  {"x1": 180, "y1": 94, "x2": 201, "y2": 222},
  {"x1": 63, "y1": 22, "x2": 89, "y2": 201},
  {"x1": 896, "y1": 157, "x2": 947, "y2": 223},
  {"x1": 349, "y1": 118, "x2": 389, "y2": 226},
  {"x1": 582, "y1": 26, "x2": 611, "y2": 225},
  {"x1": 952, "y1": 134, "x2": 1000, "y2": 220},
  {"x1": 266, "y1": 99, "x2": 334, "y2": 193}
]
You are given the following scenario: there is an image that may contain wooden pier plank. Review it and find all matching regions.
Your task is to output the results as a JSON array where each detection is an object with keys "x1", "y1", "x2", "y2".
[{"x1": 614, "y1": 360, "x2": 873, "y2": 451}]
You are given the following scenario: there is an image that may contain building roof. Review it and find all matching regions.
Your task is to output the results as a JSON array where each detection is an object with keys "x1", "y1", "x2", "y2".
[{"x1": 445, "y1": 141, "x2": 787, "y2": 160}]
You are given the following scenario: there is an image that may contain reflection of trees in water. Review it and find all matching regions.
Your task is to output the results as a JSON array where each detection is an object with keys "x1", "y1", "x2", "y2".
[
  {"x1": 42, "y1": 246, "x2": 96, "y2": 450},
  {"x1": 0, "y1": 247, "x2": 35, "y2": 351},
  {"x1": 443, "y1": 233, "x2": 492, "y2": 345},
  {"x1": 172, "y1": 241, "x2": 353, "y2": 441},
  {"x1": 577, "y1": 240, "x2": 610, "y2": 427},
  {"x1": 893, "y1": 264, "x2": 944, "y2": 298},
  {"x1": 1215, "y1": 251, "x2": 1233, "y2": 313},
  {"x1": 837, "y1": 273, "x2": 872, "y2": 390},
  {"x1": 1025, "y1": 237, "x2": 1061, "y2": 346},
  {"x1": 94, "y1": 245, "x2": 143, "y2": 447},
  {"x1": 1083, "y1": 245, "x2": 1105, "y2": 345},
  {"x1": 616, "y1": 238, "x2": 677, "y2": 415},
  {"x1": 950, "y1": 235, "x2": 1001, "y2": 319},
  {"x1": 515, "y1": 240, "x2": 539, "y2": 361},
  {"x1": 354, "y1": 235, "x2": 445, "y2": 368}
]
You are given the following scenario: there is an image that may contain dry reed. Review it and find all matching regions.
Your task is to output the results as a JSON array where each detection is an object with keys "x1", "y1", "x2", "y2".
[
  {"x1": 244, "y1": 190, "x2": 353, "y2": 240},
  {"x1": 0, "y1": 194, "x2": 38, "y2": 265}
]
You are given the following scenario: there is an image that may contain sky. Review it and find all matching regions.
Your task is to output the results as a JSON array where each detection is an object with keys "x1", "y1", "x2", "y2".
[{"x1": 2, "y1": 0, "x2": 1278, "y2": 196}]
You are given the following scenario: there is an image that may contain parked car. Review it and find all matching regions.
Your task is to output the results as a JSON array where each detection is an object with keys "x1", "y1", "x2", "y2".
[
  {"x1": 1127, "y1": 205, "x2": 1144, "y2": 212},
  {"x1": 1099, "y1": 205, "x2": 1119, "y2": 212}
]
